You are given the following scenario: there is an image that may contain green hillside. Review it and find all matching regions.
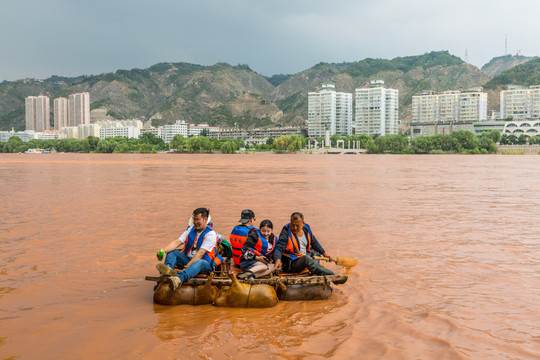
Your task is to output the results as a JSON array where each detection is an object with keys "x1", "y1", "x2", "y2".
[
  {"x1": 483, "y1": 57, "x2": 540, "y2": 89},
  {"x1": 0, "y1": 51, "x2": 511, "y2": 131}
]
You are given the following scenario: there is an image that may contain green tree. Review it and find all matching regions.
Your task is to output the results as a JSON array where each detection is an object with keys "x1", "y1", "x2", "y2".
[
  {"x1": 272, "y1": 135, "x2": 303, "y2": 152},
  {"x1": 518, "y1": 134, "x2": 527, "y2": 145},
  {"x1": 220, "y1": 141, "x2": 237, "y2": 154},
  {"x1": 506, "y1": 134, "x2": 518, "y2": 145},
  {"x1": 169, "y1": 134, "x2": 185, "y2": 151},
  {"x1": 3, "y1": 136, "x2": 29, "y2": 153},
  {"x1": 87, "y1": 136, "x2": 100, "y2": 151},
  {"x1": 114, "y1": 143, "x2": 131, "y2": 153},
  {"x1": 479, "y1": 136, "x2": 497, "y2": 153},
  {"x1": 140, "y1": 132, "x2": 164, "y2": 146},
  {"x1": 411, "y1": 136, "x2": 433, "y2": 154},
  {"x1": 96, "y1": 139, "x2": 116, "y2": 153},
  {"x1": 185, "y1": 136, "x2": 212, "y2": 153},
  {"x1": 484, "y1": 130, "x2": 501, "y2": 143},
  {"x1": 451, "y1": 130, "x2": 480, "y2": 151},
  {"x1": 137, "y1": 143, "x2": 153, "y2": 153},
  {"x1": 365, "y1": 138, "x2": 379, "y2": 154}
]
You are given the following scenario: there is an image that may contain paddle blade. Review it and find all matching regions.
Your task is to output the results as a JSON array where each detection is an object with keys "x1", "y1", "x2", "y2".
[{"x1": 335, "y1": 257, "x2": 357, "y2": 268}]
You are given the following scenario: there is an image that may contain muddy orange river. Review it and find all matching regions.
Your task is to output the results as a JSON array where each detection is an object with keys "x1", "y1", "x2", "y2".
[{"x1": 1, "y1": 153, "x2": 540, "y2": 359}]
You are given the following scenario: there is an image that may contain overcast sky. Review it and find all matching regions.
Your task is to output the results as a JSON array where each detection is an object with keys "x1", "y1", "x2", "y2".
[{"x1": 0, "y1": 0, "x2": 537, "y2": 81}]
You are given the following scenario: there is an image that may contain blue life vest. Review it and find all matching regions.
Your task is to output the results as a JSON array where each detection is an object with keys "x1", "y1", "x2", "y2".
[
  {"x1": 183, "y1": 225, "x2": 223, "y2": 268},
  {"x1": 247, "y1": 230, "x2": 276, "y2": 259}
]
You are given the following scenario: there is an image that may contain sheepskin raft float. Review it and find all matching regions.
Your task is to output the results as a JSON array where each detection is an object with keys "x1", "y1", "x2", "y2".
[{"x1": 145, "y1": 271, "x2": 348, "y2": 308}]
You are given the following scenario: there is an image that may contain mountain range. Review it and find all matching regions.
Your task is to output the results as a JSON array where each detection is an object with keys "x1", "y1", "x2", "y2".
[{"x1": 1, "y1": 51, "x2": 538, "y2": 132}]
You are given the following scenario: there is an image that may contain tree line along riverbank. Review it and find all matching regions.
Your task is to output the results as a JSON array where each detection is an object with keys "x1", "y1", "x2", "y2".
[{"x1": 1, "y1": 130, "x2": 538, "y2": 155}]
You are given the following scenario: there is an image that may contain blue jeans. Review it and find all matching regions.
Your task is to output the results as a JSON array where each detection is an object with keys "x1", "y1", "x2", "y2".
[{"x1": 164, "y1": 250, "x2": 212, "y2": 282}]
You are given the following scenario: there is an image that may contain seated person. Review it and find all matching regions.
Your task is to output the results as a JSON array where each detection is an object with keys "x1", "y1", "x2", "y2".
[
  {"x1": 238, "y1": 219, "x2": 276, "y2": 279},
  {"x1": 156, "y1": 207, "x2": 223, "y2": 290},
  {"x1": 274, "y1": 212, "x2": 334, "y2": 276},
  {"x1": 229, "y1": 209, "x2": 256, "y2": 266}
]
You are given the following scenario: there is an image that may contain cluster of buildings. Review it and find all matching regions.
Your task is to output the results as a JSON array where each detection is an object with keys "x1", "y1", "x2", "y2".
[
  {"x1": 410, "y1": 84, "x2": 540, "y2": 139},
  {"x1": 412, "y1": 88, "x2": 487, "y2": 123},
  {"x1": 25, "y1": 92, "x2": 91, "y2": 132},
  {"x1": 10, "y1": 81, "x2": 540, "y2": 146},
  {"x1": 142, "y1": 120, "x2": 307, "y2": 146},
  {"x1": 307, "y1": 81, "x2": 399, "y2": 138}
]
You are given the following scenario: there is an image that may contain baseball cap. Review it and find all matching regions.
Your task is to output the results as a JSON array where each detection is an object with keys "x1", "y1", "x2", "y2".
[{"x1": 238, "y1": 209, "x2": 255, "y2": 224}]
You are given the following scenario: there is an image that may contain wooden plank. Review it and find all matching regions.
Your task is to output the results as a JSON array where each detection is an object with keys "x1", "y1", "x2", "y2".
[{"x1": 144, "y1": 274, "x2": 348, "y2": 286}]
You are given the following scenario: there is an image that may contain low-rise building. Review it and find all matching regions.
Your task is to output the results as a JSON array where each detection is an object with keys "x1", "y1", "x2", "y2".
[
  {"x1": 99, "y1": 126, "x2": 139, "y2": 140},
  {"x1": 502, "y1": 119, "x2": 540, "y2": 137},
  {"x1": 162, "y1": 120, "x2": 188, "y2": 143},
  {"x1": 188, "y1": 123, "x2": 220, "y2": 137},
  {"x1": 206, "y1": 126, "x2": 307, "y2": 142},
  {"x1": 78, "y1": 124, "x2": 100, "y2": 140},
  {"x1": 59, "y1": 126, "x2": 78, "y2": 139},
  {"x1": 409, "y1": 121, "x2": 475, "y2": 138}
]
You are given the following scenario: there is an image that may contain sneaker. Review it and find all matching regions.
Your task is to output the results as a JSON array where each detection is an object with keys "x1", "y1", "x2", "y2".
[
  {"x1": 156, "y1": 263, "x2": 178, "y2": 276},
  {"x1": 167, "y1": 276, "x2": 182, "y2": 291},
  {"x1": 237, "y1": 271, "x2": 254, "y2": 280}
]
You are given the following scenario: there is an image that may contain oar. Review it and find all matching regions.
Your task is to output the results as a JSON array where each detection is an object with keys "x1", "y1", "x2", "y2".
[{"x1": 313, "y1": 256, "x2": 358, "y2": 268}]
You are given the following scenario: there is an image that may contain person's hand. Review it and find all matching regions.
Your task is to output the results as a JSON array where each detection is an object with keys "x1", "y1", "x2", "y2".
[
  {"x1": 256, "y1": 256, "x2": 268, "y2": 264},
  {"x1": 274, "y1": 259, "x2": 282, "y2": 273},
  {"x1": 324, "y1": 253, "x2": 334, "y2": 262}
]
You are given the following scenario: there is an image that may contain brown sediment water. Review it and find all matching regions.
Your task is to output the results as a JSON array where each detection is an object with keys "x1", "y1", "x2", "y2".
[{"x1": 1, "y1": 153, "x2": 540, "y2": 359}]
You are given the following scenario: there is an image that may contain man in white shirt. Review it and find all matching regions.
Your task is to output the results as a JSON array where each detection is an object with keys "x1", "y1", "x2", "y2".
[{"x1": 156, "y1": 208, "x2": 223, "y2": 290}]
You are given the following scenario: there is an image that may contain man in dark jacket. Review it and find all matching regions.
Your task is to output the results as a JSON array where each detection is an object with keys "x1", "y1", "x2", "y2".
[{"x1": 274, "y1": 212, "x2": 334, "y2": 275}]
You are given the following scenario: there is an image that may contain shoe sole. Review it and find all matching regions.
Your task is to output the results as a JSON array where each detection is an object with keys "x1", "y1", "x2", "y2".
[
  {"x1": 156, "y1": 263, "x2": 178, "y2": 276},
  {"x1": 237, "y1": 271, "x2": 254, "y2": 280}
]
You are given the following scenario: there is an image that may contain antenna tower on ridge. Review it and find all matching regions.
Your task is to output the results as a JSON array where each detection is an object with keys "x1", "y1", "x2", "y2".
[{"x1": 505, "y1": 34, "x2": 508, "y2": 55}]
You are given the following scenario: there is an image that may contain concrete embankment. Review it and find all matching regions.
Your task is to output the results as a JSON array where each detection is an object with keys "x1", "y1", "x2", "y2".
[{"x1": 497, "y1": 145, "x2": 540, "y2": 154}]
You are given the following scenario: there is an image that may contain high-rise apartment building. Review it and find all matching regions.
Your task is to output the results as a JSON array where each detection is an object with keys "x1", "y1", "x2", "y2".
[
  {"x1": 54, "y1": 97, "x2": 69, "y2": 130},
  {"x1": 412, "y1": 88, "x2": 487, "y2": 123},
  {"x1": 355, "y1": 80, "x2": 399, "y2": 136},
  {"x1": 335, "y1": 91, "x2": 353, "y2": 136},
  {"x1": 25, "y1": 96, "x2": 50, "y2": 131},
  {"x1": 308, "y1": 83, "x2": 352, "y2": 137},
  {"x1": 68, "y1": 92, "x2": 90, "y2": 127},
  {"x1": 500, "y1": 85, "x2": 540, "y2": 121}
]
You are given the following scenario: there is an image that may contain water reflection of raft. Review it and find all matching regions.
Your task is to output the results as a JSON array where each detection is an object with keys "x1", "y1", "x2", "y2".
[{"x1": 145, "y1": 273, "x2": 348, "y2": 307}]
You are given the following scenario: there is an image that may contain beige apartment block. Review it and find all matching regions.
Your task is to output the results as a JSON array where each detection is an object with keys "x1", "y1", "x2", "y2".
[
  {"x1": 500, "y1": 85, "x2": 540, "y2": 121},
  {"x1": 54, "y1": 97, "x2": 68, "y2": 130},
  {"x1": 25, "y1": 95, "x2": 50, "y2": 131},
  {"x1": 68, "y1": 92, "x2": 90, "y2": 126},
  {"x1": 412, "y1": 88, "x2": 486, "y2": 123}
]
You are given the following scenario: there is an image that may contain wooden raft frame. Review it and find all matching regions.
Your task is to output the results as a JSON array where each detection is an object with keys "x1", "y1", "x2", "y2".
[{"x1": 144, "y1": 274, "x2": 348, "y2": 286}]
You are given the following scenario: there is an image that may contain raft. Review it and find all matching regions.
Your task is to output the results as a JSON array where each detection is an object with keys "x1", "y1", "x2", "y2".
[{"x1": 145, "y1": 272, "x2": 348, "y2": 307}]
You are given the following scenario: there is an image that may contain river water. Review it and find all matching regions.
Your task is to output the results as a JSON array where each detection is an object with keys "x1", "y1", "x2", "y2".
[{"x1": 1, "y1": 153, "x2": 539, "y2": 359}]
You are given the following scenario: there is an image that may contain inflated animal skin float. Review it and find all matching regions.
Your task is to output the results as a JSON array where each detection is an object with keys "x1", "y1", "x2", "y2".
[{"x1": 147, "y1": 271, "x2": 347, "y2": 307}]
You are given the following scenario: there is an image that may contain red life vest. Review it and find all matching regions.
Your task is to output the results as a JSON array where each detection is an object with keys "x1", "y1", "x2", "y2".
[
  {"x1": 229, "y1": 225, "x2": 255, "y2": 265},
  {"x1": 283, "y1": 223, "x2": 313, "y2": 260}
]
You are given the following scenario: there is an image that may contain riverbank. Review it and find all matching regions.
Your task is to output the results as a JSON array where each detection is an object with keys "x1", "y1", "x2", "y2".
[{"x1": 497, "y1": 144, "x2": 540, "y2": 154}]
